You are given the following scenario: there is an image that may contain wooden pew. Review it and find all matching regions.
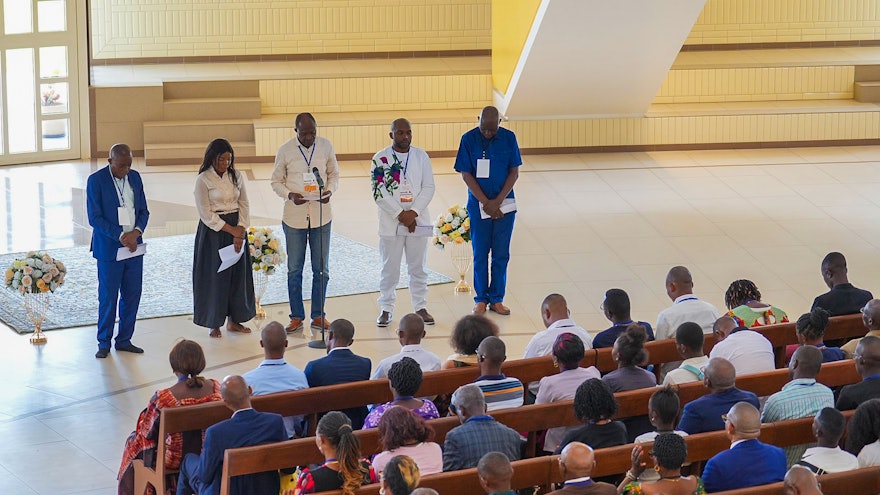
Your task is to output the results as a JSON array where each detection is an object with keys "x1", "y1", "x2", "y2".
[
  {"x1": 711, "y1": 466, "x2": 880, "y2": 495},
  {"x1": 139, "y1": 314, "x2": 866, "y2": 494},
  {"x1": 218, "y1": 360, "x2": 861, "y2": 495}
]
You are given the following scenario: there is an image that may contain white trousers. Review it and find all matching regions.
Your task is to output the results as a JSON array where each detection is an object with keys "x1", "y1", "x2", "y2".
[{"x1": 378, "y1": 234, "x2": 429, "y2": 313}]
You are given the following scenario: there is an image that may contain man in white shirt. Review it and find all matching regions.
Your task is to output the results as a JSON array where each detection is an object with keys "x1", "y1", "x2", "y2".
[
  {"x1": 524, "y1": 293, "x2": 594, "y2": 359},
  {"x1": 271, "y1": 113, "x2": 340, "y2": 335},
  {"x1": 656, "y1": 266, "x2": 719, "y2": 377},
  {"x1": 663, "y1": 322, "x2": 710, "y2": 386},
  {"x1": 372, "y1": 313, "x2": 442, "y2": 379},
  {"x1": 798, "y1": 407, "x2": 859, "y2": 474},
  {"x1": 371, "y1": 118, "x2": 436, "y2": 327},
  {"x1": 709, "y1": 316, "x2": 776, "y2": 376}
]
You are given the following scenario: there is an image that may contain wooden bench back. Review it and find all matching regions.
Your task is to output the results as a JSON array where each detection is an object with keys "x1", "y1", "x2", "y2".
[{"x1": 711, "y1": 466, "x2": 880, "y2": 495}]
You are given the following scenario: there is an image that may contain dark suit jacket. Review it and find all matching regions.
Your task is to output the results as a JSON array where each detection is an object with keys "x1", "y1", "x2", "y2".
[
  {"x1": 86, "y1": 165, "x2": 149, "y2": 261},
  {"x1": 812, "y1": 283, "x2": 873, "y2": 317},
  {"x1": 702, "y1": 439, "x2": 786, "y2": 493},
  {"x1": 197, "y1": 408, "x2": 286, "y2": 495},
  {"x1": 836, "y1": 378, "x2": 880, "y2": 411},
  {"x1": 305, "y1": 347, "x2": 372, "y2": 428},
  {"x1": 678, "y1": 387, "x2": 761, "y2": 434},
  {"x1": 547, "y1": 481, "x2": 617, "y2": 495}
]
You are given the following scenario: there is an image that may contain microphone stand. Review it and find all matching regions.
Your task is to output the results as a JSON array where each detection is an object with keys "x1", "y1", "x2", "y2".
[{"x1": 308, "y1": 179, "x2": 327, "y2": 349}]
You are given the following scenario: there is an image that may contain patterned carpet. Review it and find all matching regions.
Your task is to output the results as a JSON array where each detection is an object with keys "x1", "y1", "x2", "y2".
[{"x1": 0, "y1": 228, "x2": 452, "y2": 334}]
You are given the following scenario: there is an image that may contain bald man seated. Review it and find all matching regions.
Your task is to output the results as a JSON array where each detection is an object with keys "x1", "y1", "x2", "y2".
[
  {"x1": 836, "y1": 336, "x2": 880, "y2": 410},
  {"x1": 473, "y1": 336, "x2": 524, "y2": 411},
  {"x1": 477, "y1": 452, "x2": 514, "y2": 495},
  {"x1": 177, "y1": 375, "x2": 287, "y2": 495},
  {"x1": 702, "y1": 402, "x2": 786, "y2": 493},
  {"x1": 783, "y1": 466, "x2": 824, "y2": 495},
  {"x1": 677, "y1": 357, "x2": 760, "y2": 434},
  {"x1": 547, "y1": 442, "x2": 616, "y2": 495},
  {"x1": 842, "y1": 299, "x2": 880, "y2": 358},
  {"x1": 372, "y1": 313, "x2": 442, "y2": 379},
  {"x1": 709, "y1": 315, "x2": 776, "y2": 376}
]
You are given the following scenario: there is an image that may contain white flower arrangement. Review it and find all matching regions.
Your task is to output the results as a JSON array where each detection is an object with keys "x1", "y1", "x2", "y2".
[
  {"x1": 247, "y1": 227, "x2": 285, "y2": 275},
  {"x1": 432, "y1": 204, "x2": 471, "y2": 250},
  {"x1": 4, "y1": 251, "x2": 67, "y2": 294}
]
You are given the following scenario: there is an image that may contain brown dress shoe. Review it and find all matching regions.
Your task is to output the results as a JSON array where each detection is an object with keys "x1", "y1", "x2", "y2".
[
  {"x1": 416, "y1": 308, "x2": 435, "y2": 325},
  {"x1": 376, "y1": 311, "x2": 392, "y2": 327},
  {"x1": 286, "y1": 318, "x2": 304, "y2": 333},
  {"x1": 311, "y1": 317, "x2": 330, "y2": 330},
  {"x1": 489, "y1": 302, "x2": 511, "y2": 315},
  {"x1": 473, "y1": 302, "x2": 487, "y2": 315}
]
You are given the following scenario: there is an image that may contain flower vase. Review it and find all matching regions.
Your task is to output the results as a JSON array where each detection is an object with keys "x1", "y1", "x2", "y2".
[
  {"x1": 449, "y1": 241, "x2": 472, "y2": 293},
  {"x1": 253, "y1": 271, "x2": 269, "y2": 320},
  {"x1": 24, "y1": 291, "x2": 49, "y2": 344}
]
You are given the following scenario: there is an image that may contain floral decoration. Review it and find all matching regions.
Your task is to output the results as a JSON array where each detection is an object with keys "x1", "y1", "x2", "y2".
[
  {"x1": 247, "y1": 227, "x2": 285, "y2": 275},
  {"x1": 370, "y1": 154, "x2": 404, "y2": 199},
  {"x1": 4, "y1": 251, "x2": 67, "y2": 294},
  {"x1": 432, "y1": 204, "x2": 471, "y2": 249}
]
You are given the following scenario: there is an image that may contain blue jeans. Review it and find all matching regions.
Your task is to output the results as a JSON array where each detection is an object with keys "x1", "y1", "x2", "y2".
[{"x1": 283, "y1": 221, "x2": 331, "y2": 320}]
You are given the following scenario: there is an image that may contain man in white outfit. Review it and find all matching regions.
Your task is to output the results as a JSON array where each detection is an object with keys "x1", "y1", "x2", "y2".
[{"x1": 371, "y1": 118, "x2": 436, "y2": 327}]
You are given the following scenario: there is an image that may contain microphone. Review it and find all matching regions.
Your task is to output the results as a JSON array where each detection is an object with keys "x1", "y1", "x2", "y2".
[{"x1": 312, "y1": 167, "x2": 325, "y2": 189}]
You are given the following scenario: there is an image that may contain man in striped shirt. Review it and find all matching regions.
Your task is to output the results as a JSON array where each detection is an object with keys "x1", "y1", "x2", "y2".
[{"x1": 473, "y1": 336, "x2": 524, "y2": 411}]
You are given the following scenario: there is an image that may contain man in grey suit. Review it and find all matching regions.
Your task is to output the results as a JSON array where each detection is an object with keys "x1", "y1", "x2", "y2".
[{"x1": 442, "y1": 384, "x2": 523, "y2": 471}]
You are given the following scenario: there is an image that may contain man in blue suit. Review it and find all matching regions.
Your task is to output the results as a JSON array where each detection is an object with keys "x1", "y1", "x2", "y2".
[
  {"x1": 304, "y1": 318, "x2": 372, "y2": 428},
  {"x1": 177, "y1": 375, "x2": 286, "y2": 495},
  {"x1": 702, "y1": 402, "x2": 787, "y2": 492},
  {"x1": 678, "y1": 357, "x2": 761, "y2": 434},
  {"x1": 86, "y1": 143, "x2": 149, "y2": 358}
]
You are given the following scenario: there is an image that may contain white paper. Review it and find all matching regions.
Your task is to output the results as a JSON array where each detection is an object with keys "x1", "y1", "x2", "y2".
[
  {"x1": 479, "y1": 198, "x2": 517, "y2": 219},
  {"x1": 217, "y1": 244, "x2": 245, "y2": 273},
  {"x1": 476, "y1": 158, "x2": 490, "y2": 179},
  {"x1": 396, "y1": 225, "x2": 433, "y2": 237},
  {"x1": 301, "y1": 190, "x2": 330, "y2": 202},
  {"x1": 116, "y1": 243, "x2": 146, "y2": 261}
]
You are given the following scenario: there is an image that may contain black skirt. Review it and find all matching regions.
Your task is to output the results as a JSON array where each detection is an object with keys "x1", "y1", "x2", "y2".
[{"x1": 192, "y1": 212, "x2": 255, "y2": 328}]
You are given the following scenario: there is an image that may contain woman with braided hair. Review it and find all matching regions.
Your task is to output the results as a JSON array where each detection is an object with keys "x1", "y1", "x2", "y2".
[
  {"x1": 787, "y1": 307, "x2": 845, "y2": 363},
  {"x1": 724, "y1": 279, "x2": 788, "y2": 328},
  {"x1": 293, "y1": 411, "x2": 377, "y2": 494},
  {"x1": 618, "y1": 433, "x2": 705, "y2": 495},
  {"x1": 363, "y1": 357, "x2": 439, "y2": 429}
]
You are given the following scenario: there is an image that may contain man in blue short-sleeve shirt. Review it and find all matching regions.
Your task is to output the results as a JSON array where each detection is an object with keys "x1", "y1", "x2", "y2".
[{"x1": 453, "y1": 106, "x2": 522, "y2": 316}]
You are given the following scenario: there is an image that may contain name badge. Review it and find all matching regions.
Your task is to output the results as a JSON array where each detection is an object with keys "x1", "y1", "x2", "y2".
[
  {"x1": 476, "y1": 158, "x2": 490, "y2": 179},
  {"x1": 302, "y1": 172, "x2": 318, "y2": 194},
  {"x1": 399, "y1": 181, "x2": 413, "y2": 203},
  {"x1": 117, "y1": 207, "x2": 133, "y2": 226}
]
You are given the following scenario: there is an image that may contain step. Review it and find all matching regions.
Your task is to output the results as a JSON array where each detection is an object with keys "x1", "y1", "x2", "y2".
[
  {"x1": 143, "y1": 119, "x2": 255, "y2": 144},
  {"x1": 855, "y1": 65, "x2": 880, "y2": 83},
  {"x1": 144, "y1": 141, "x2": 256, "y2": 166},
  {"x1": 164, "y1": 97, "x2": 262, "y2": 120},
  {"x1": 163, "y1": 80, "x2": 260, "y2": 99},
  {"x1": 855, "y1": 82, "x2": 880, "y2": 103}
]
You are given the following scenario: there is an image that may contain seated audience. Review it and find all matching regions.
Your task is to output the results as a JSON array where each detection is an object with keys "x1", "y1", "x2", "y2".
[
  {"x1": 812, "y1": 252, "x2": 873, "y2": 317},
  {"x1": 797, "y1": 407, "x2": 859, "y2": 474},
  {"x1": 555, "y1": 378, "x2": 627, "y2": 454},
  {"x1": 363, "y1": 357, "x2": 438, "y2": 429},
  {"x1": 678, "y1": 357, "x2": 760, "y2": 434},
  {"x1": 762, "y1": 345, "x2": 834, "y2": 465},
  {"x1": 304, "y1": 319, "x2": 372, "y2": 429},
  {"x1": 602, "y1": 323, "x2": 656, "y2": 441},
  {"x1": 372, "y1": 406, "x2": 442, "y2": 476},
  {"x1": 443, "y1": 315, "x2": 499, "y2": 368},
  {"x1": 842, "y1": 299, "x2": 880, "y2": 358},
  {"x1": 845, "y1": 398, "x2": 880, "y2": 467},
  {"x1": 443, "y1": 384, "x2": 523, "y2": 471},
  {"x1": 477, "y1": 452, "x2": 514, "y2": 495},
  {"x1": 547, "y1": 442, "x2": 616, "y2": 495},
  {"x1": 592, "y1": 289, "x2": 655, "y2": 349},
  {"x1": 836, "y1": 336, "x2": 880, "y2": 410},
  {"x1": 655, "y1": 266, "x2": 720, "y2": 341},
  {"x1": 536, "y1": 333, "x2": 601, "y2": 453},
  {"x1": 724, "y1": 279, "x2": 788, "y2": 327},
  {"x1": 701, "y1": 402, "x2": 786, "y2": 492},
  {"x1": 708, "y1": 315, "x2": 775, "y2": 375},
  {"x1": 633, "y1": 387, "x2": 688, "y2": 482},
  {"x1": 524, "y1": 293, "x2": 594, "y2": 358},
  {"x1": 294, "y1": 411, "x2": 377, "y2": 494},
  {"x1": 790, "y1": 308, "x2": 844, "y2": 363},
  {"x1": 783, "y1": 466, "x2": 824, "y2": 495},
  {"x1": 242, "y1": 321, "x2": 309, "y2": 438},
  {"x1": 473, "y1": 336, "x2": 524, "y2": 411},
  {"x1": 177, "y1": 375, "x2": 286, "y2": 495},
  {"x1": 118, "y1": 339, "x2": 221, "y2": 495},
  {"x1": 380, "y1": 455, "x2": 420, "y2": 495},
  {"x1": 372, "y1": 313, "x2": 442, "y2": 379},
  {"x1": 619, "y1": 433, "x2": 705, "y2": 495},
  {"x1": 663, "y1": 322, "x2": 710, "y2": 386}
]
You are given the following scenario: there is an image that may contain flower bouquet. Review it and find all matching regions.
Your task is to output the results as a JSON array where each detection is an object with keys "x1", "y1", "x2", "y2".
[
  {"x1": 4, "y1": 251, "x2": 66, "y2": 344},
  {"x1": 432, "y1": 204, "x2": 471, "y2": 249},
  {"x1": 248, "y1": 227, "x2": 285, "y2": 319}
]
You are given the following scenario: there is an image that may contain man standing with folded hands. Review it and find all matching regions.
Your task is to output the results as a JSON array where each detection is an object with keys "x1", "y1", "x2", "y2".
[{"x1": 371, "y1": 118, "x2": 436, "y2": 328}]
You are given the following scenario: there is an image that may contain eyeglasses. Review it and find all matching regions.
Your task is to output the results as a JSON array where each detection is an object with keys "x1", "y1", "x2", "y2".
[{"x1": 450, "y1": 404, "x2": 458, "y2": 415}]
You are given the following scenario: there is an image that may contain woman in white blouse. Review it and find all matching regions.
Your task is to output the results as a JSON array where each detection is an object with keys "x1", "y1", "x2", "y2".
[{"x1": 192, "y1": 138, "x2": 255, "y2": 337}]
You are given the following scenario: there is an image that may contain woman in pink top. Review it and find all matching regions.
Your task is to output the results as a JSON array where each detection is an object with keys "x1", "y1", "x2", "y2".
[{"x1": 371, "y1": 406, "x2": 442, "y2": 475}]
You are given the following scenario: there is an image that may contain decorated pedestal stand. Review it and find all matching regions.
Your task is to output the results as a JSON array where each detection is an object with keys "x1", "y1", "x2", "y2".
[
  {"x1": 252, "y1": 271, "x2": 269, "y2": 320},
  {"x1": 248, "y1": 226, "x2": 284, "y2": 322},
  {"x1": 449, "y1": 241, "x2": 472, "y2": 293},
  {"x1": 25, "y1": 291, "x2": 49, "y2": 344},
  {"x1": 432, "y1": 204, "x2": 472, "y2": 294},
  {"x1": 4, "y1": 251, "x2": 66, "y2": 346}
]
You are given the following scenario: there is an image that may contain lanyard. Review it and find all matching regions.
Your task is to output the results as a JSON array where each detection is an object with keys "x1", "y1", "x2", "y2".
[
  {"x1": 676, "y1": 297, "x2": 698, "y2": 304},
  {"x1": 111, "y1": 169, "x2": 127, "y2": 207},
  {"x1": 391, "y1": 151, "x2": 411, "y2": 179},
  {"x1": 298, "y1": 144, "x2": 315, "y2": 169},
  {"x1": 480, "y1": 136, "x2": 493, "y2": 158}
]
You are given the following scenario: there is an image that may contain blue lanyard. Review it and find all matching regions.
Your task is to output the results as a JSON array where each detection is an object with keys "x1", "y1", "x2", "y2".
[
  {"x1": 676, "y1": 297, "x2": 698, "y2": 304},
  {"x1": 298, "y1": 144, "x2": 315, "y2": 168},
  {"x1": 111, "y1": 169, "x2": 127, "y2": 207},
  {"x1": 391, "y1": 151, "x2": 410, "y2": 179}
]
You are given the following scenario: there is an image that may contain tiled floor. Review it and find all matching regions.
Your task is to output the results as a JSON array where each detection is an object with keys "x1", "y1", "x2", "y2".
[{"x1": 3, "y1": 146, "x2": 880, "y2": 494}]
